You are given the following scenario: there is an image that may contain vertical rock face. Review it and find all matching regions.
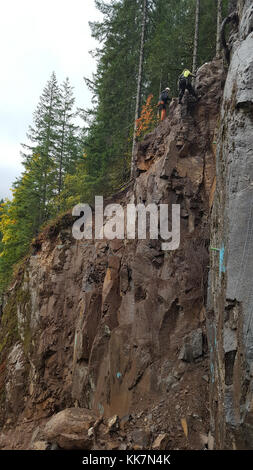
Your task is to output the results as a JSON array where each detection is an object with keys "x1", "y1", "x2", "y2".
[
  {"x1": 209, "y1": 0, "x2": 253, "y2": 449},
  {"x1": 0, "y1": 60, "x2": 225, "y2": 449}
]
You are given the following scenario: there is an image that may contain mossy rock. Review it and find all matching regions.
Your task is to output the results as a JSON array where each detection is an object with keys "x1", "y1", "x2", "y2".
[
  {"x1": 0, "y1": 296, "x2": 20, "y2": 358},
  {"x1": 0, "y1": 285, "x2": 32, "y2": 360}
]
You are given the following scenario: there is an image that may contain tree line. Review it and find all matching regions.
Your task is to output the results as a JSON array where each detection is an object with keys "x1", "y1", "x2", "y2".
[{"x1": 0, "y1": 0, "x2": 229, "y2": 294}]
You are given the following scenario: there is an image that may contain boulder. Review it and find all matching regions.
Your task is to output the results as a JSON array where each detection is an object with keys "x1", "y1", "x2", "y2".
[
  {"x1": 106, "y1": 441, "x2": 120, "y2": 450},
  {"x1": 152, "y1": 433, "x2": 170, "y2": 450},
  {"x1": 179, "y1": 328, "x2": 203, "y2": 362},
  {"x1": 131, "y1": 428, "x2": 150, "y2": 448},
  {"x1": 43, "y1": 408, "x2": 96, "y2": 450},
  {"x1": 32, "y1": 440, "x2": 49, "y2": 450},
  {"x1": 108, "y1": 415, "x2": 120, "y2": 433}
]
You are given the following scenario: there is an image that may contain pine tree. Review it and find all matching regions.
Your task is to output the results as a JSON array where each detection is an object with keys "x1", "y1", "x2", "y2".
[
  {"x1": 0, "y1": 74, "x2": 82, "y2": 293},
  {"x1": 192, "y1": 0, "x2": 200, "y2": 77},
  {"x1": 145, "y1": 0, "x2": 195, "y2": 96},
  {"x1": 56, "y1": 78, "x2": 79, "y2": 199},
  {"x1": 216, "y1": 0, "x2": 223, "y2": 56},
  {"x1": 84, "y1": 0, "x2": 145, "y2": 195},
  {"x1": 22, "y1": 72, "x2": 61, "y2": 224},
  {"x1": 131, "y1": 0, "x2": 147, "y2": 177}
]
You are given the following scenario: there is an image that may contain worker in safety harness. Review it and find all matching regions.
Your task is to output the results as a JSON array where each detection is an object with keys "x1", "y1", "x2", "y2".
[
  {"x1": 178, "y1": 69, "x2": 198, "y2": 104},
  {"x1": 157, "y1": 87, "x2": 171, "y2": 121}
]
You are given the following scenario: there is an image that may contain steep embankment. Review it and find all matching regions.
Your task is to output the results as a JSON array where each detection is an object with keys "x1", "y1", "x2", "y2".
[
  {"x1": 209, "y1": 0, "x2": 253, "y2": 450},
  {"x1": 1, "y1": 1, "x2": 252, "y2": 450},
  {"x1": 0, "y1": 59, "x2": 224, "y2": 450}
]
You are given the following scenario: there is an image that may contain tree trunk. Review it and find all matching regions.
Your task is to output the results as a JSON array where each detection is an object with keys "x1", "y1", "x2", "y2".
[
  {"x1": 131, "y1": 0, "x2": 147, "y2": 178},
  {"x1": 159, "y1": 69, "x2": 163, "y2": 98},
  {"x1": 192, "y1": 0, "x2": 200, "y2": 79},
  {"x1": 58, "y1": 115, "x2": 66, "y2": 197},
  {"x1": 157, "y1": 68, "x2": 163, "y2": 119},
  {"x1": 216, "y1": 0, "x2": 222, "y2": 57}
]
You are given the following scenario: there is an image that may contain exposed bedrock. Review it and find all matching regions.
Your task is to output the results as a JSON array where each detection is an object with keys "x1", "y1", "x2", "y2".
[
  {"x1": 209, "y1": 0, "x2": 253, "y2": 449},
  {"x1": 0, "y1": 59, "x2": 225, "y2": 449},
  {"x1": 1, "y1": 1, "x2": 253, "y2": 449}
]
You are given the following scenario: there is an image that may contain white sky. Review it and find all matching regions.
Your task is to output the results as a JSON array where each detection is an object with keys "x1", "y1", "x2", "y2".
[{"x1": 0, "y1": 0, "x2": 102, "y2": 199}]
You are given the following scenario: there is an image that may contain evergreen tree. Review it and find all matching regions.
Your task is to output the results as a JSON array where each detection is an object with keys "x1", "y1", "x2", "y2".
[
  {"x1": 197, "y1": 0, "x2": 229, "y2": 66},
  {"x1": 56, "y1": 78, "x2": 79, "y2": 199},
  {"x1": 0, "y1": 74, "x2": 81, "y2": 293},
  {"x1": 22, "y1": 71, "x2": 61, "y2": 224},
  {"x1": 131, "y1": 0, "x2": 147, "y2": 177},
  {"x1": 192, "y1": 0, "x2": 200, "y2": 77},
  {"x1": 84, "y1": 0, "x2": 145, "y2": 195},
  {"x1": 145, "y1": 0, "x2": 196, "y2": 96}
]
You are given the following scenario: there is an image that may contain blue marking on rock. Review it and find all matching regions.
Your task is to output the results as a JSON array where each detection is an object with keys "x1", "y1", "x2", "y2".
[
  {"x1": 210, "y1": 363, "x2": 215, "y2": 384},
  {"x1": 219, "y1": 244, "x2": 226, "y2": 274},
  {"x1": 98, "y1": 403, "x2": 104, "y2": 415}
]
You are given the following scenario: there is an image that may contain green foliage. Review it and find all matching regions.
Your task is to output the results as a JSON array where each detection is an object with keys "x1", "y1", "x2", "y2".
[
  {"x1": 145, "y1": 0, "x2": 196, "y2": 97},
  {"x1": 83, "y1": 0, "x2": 143, "y2": 195},
  {"x1": 0, "y1": 285, "x2": 32, "y2": 361},
  {"x1": 0, "y1": 198, "x2": 31, "y2": 293},
  {"x1": 0, "y1": 199, "x2": 4, "y2": 253},
  {"x1": 55, "y1": 78, "x2": 80, "y2": 202},
  {"x1": 0, "y1": 74, "x2": 82, "y2": 293}
]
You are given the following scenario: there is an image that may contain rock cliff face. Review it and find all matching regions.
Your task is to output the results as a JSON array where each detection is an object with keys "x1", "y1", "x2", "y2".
[
  {"x1": 209, "y1": 0, "x2": 253, "y2": 450},
  {"x1": 0, "y1": 59, "x2": 223, "y2": 450},
  {"x1": 0, "y1": 0, "x2": 252, "y2": 450}
]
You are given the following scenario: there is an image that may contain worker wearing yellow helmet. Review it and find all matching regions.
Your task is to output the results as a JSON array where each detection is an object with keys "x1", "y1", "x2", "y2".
[{"x1": 178, "y1": 69, "x2": 198, "y2": 104}]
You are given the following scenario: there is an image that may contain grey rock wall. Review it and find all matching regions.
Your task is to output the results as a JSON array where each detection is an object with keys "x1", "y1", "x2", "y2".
[{"x1": 210, "y1": 0, "x2": 253, "y2": 449}]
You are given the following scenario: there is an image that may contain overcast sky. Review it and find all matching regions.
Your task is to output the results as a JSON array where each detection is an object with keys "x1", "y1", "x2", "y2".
[{"x1": 0, "y1": 0, "x2": 102, "y2": 200}]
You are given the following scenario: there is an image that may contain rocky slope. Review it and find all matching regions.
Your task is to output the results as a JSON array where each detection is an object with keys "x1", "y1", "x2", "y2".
[
  {"x1": 0, "y1": 58, "x2": 223, "y2": 450},
  {"x1": 0, "y1": 0, "x2": 252, "y2": 450}
]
